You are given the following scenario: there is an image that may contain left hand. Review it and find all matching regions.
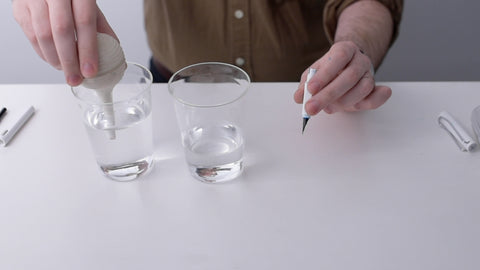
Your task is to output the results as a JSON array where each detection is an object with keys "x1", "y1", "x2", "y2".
[{"x1": 294, "y1": 41, "x2": 392, "y2": 115}]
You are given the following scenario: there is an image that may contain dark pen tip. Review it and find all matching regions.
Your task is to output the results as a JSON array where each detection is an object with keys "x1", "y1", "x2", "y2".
[
  {"x1": 0, "y1": 107, "x2": 7, "y2": 120},
  {"x1": 302, "y1": 117, "x2": 309, "y2": 134}
]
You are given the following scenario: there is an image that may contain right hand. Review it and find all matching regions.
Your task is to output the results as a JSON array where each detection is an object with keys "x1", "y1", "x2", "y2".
[
  {"x1": 294, "y1": 41, "x2": 392, "y2": 115},
  {"x1": 12, "y1": 0, "x2": 117, "y2": 86}
]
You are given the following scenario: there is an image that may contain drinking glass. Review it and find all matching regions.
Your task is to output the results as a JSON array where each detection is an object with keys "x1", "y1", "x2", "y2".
[
  {"x1": 72, "y1": 62, "x2": 154, "y2": 181},
  {"x1": 168, "y1": 62, "x2": 250, "y2": 183}
]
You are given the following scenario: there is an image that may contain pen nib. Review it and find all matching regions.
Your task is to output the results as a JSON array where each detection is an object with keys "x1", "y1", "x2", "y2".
[{"x1": 302, "y1": 117, "x2": 309, "y2": 134}]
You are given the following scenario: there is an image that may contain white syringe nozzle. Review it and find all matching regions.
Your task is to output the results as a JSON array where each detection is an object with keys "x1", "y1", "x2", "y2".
[{"x1": 96, "y1": 90, "x2": 116, "y2": 140}]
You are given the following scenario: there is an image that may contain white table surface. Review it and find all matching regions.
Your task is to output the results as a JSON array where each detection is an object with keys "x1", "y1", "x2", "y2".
[{"x1": 1, "y1": 82, "x2": 480, "y2": 270}]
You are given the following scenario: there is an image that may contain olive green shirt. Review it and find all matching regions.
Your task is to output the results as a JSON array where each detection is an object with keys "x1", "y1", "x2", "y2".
[{"x1": 144, "y1": 0, "x2": 403, "y2": 81}]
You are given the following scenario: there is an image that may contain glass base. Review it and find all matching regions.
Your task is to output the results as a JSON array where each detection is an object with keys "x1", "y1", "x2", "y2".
[
  {"x1": 99, "y1": 156, "x2": 154, "y2": 181},
  {"x1": 189, "y1": 160, "x2": 243, "y2": 183}
]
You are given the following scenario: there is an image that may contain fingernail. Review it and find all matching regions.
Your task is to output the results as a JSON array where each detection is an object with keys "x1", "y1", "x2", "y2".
[
  {"x1": 82, "y1": 62, "x2": 95, "y2": 78},
  {"x1": 67, "y1": 74, "x2": 83, "y2": 86}
]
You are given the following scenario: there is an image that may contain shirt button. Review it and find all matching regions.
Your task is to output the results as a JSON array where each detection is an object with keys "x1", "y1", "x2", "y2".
[
  {"x1": 234, "y1": 9, "x2": 244, "y2": 19},
  {"x1": 235, "y1": 57, "x2": 245, "y2": 66}
]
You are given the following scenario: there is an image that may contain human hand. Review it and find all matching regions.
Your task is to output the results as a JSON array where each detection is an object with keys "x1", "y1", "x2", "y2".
[
  {"x1": 294, "y1": 41, "x2": 392, "y2": 115},
  {"x1": 12, "y1": 0, "x2": 117, "y2": 86}
]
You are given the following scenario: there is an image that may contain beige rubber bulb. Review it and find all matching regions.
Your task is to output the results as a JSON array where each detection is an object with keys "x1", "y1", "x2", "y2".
[{"x1": 82, "y1": 33, "x2": 127, "y2": 139}]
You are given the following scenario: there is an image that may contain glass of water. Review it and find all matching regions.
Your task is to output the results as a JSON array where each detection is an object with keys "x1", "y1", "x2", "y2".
[
  {"x1": 168, "y1": 62, "x2": 250, "y2": 183},
  {"x1": 71, "y1": 62, "x2": 154, "y2": 181}
]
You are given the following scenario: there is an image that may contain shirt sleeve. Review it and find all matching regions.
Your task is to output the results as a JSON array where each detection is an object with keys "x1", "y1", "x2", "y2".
[{"x1": 323, "y1": 0, "x2": 404, "y2": 46}]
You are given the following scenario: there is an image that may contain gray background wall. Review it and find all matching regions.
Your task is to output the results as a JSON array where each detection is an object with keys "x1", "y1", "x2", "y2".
[
  {"x1": 375, "y1": 0, "x2": 480, "y2": 81},
  {"x1": 1, "y1": 0, "x2": 479, "y2": 83}
]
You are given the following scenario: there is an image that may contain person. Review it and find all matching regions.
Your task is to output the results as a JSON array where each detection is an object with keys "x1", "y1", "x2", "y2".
[{"x1": 12, "y1": 0, "x2": 403, "y2": 116}]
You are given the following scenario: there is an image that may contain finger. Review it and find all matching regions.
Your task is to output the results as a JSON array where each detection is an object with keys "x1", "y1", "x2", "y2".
[
  {"x1": 333, "y1": 71, "x2": 375, "y2": 109},
  {"x1": 347, "y1": 85, "x2": 392, "y2": 111},
  {"x1": 30, "y1": 1, "x2": 61, "y2": 69},
  {"x1": 14, "y1": 5, "x2": 47, "y2": 62},
  {"x1": 49, "y1": 0, "x2": 82, "y2": 86},
  {"x1": 295, "y1": 42, "x2": 355, "y2": 104},
  {"x1": 306, "y1": 42, "x2": 356, "y2": 96},
  {"x1": 294, "y1": 88, "x2": 304, "y2": 104},
  {"x1": 306, "y1": 49, "x2": 370, "y2": 115},
  {"x1": 72, "y1": 0, "x2": 98, "y2": 78}
]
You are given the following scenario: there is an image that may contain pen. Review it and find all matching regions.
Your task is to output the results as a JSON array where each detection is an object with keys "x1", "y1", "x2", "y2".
[
  {"x1": 438, "y1": 111, "x2": 476, "y2": 152},
  {"x1": 0, "y1": 106, "x2": 35, "y2": 147},
  {"x1": 0, "y1": 107, "x2": 6, "y2": 122},
  {"x1": 302, "y1": 68, "x2": 317, "y2": 134}
]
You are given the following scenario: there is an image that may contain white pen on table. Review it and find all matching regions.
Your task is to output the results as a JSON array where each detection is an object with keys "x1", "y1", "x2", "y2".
[
  {"x1": 438, "y1": 110, "x2": 476, "y2": 152},
  {"x1": 0, "y1": 106, "x2": 35, "y2": 147},
  {"x1": 302, "y1": 68, "x2": 317, "y2": 134}
]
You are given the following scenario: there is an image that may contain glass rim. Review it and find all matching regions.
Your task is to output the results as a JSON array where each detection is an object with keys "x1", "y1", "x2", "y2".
[
  {"x1": 167, "y1": 62, "x2": 251, "y2": 108},
  {"x1": 71, "y1": 61, "x2": 153, "y2": 106}
]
